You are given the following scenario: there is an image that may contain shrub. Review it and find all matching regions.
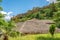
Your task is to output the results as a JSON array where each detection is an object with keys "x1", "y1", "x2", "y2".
[
  {"x1": 9, "y1": 30, "x2": 20, "y2": 37},
  {"x1": 56, "y1": 22, "x2": 60, "y2": 28},
  {"x1": 49, "y1": 24, "x2": 56, "y2": 37}
]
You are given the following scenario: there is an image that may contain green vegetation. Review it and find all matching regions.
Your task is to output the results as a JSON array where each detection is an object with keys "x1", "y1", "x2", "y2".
[
  {"x1": 0, "y1": 13, "x2": 20, "y2": 40},
  {"x1": 0, "y1": 0, "x2": 2, "y2": 2},
  {"x1": 0, "y1": 1, "x2": 19, "y2": 40},
  {"x1": 12, "y1": 2, "x2": 58, "y2": 22},
  {"x1": 49, "y1": 24, "x2": 56, "y2": 37},
  {"x1": 0, "y1": 6, "x2": 3, "y2": 10},
  {"x1": 0, "y1": 0, "x2": 3, "y2": 11},
  {"x1": 11, "y1": 1, "x2": 60, "y2": 40},
  {"x1": 8, "y1": 34, "x2": 60, "y2": 40},
  {"x1": 11, "y1": 0, "x2": 60, "y2": 40},
  {"x1": 0, "y1": 0, "x2": 60, "y2": 40}
]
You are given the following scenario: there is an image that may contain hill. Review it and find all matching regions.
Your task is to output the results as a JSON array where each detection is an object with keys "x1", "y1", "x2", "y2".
[{"x1": 12, "y1": 2, "x2": 60, "y2": 22}]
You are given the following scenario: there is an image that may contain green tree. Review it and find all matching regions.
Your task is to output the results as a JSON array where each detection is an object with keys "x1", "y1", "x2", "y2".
[
  {"x1": 50, "y1": 3, "x2": 57, "y2": 12},
  {"x1": 46, "y1": 9, "x2": 52, "y2": 18},
  {"x1": 35, "y1": 12, "x2": 44, "y2": 19},
  {"x1": 54, "y1": 17, "x2": 60, "y2": 28},
  {"x1": 49, "y1": 24, "x2": 56, "y2": 37},
  {"x1": 0, "y1": 13, "x2": 19, "y2": 40},
  {"x1": 57, "y1": 0, "x2": 60, "y2": 1},
  {"x1": 0, "y1": 6, "x2": 3, "y2": 10},
  {"x1": 0, "y1": 0, "x2": 2, "y2": 2},
  {"x1": 53, "y1": 11, "x2": 60, "y2": 28},
  {"x1": 0, "y1": 0, "x2": 3, "y2": 11},
  {"x1": 54, "y1": 11, "x2": 60, "y2": 18},
  {"x1": 45, "y1": 3, "x2": 57, "y2": 19}
]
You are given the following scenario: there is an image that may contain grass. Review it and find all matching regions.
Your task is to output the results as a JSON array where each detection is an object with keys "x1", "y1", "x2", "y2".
[{"x1": 9, "y1": 33, "x2": 60, "y2": 40}]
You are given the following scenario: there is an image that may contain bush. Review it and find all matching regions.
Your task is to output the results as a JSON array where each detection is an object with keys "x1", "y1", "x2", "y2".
[
  {"x1": 54, "y1": 17, "x2": 60, "y2": 28},
  {"x1": 56, "y1": 22, "x2": 60, "y2": 28},
  {"x1": 49, "y1": 24, "x2": 56, "y2": 37},
  {"x1": 9, "y1": 30, "x2": 20, "y2": 37}
]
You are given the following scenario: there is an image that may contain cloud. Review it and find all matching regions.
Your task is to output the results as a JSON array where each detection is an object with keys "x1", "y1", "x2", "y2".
[
  {"x1": 0, "y1": 11, "x2": 13, "y2": 20},
  {"x1": 8, "y1": 12, "x2": 13, "y2": 15},
  {"x1": 46, "y1": 0, "x2": 57, "y2": 3},
  {"x1": 0, "y1": 11, "x2": 7, "y2": 14},
  {"x1": 4, "y1": 15, "x2": 12, "y2": 20}
]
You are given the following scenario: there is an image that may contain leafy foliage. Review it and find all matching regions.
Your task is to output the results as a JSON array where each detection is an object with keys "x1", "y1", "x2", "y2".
[
  {"x1": 0, "y1": 6, "x2": 3, "y2": 10},
  {"x1": 12, "y1": 2, "x2": 58, "y2": 22},
  {"x1": 0, "y1": 0, "x2": 2, "y2": 2},
  {"x1": 49, "y1": 24, "x2": 56, "y2": 37},
  {"x1": 54, "y1": 17, "x2": 60, "y2": 28},
  {"x1": 8, "y1": 30, "x2": 20, "y2": 37},
  {"x1": 0, "y1": 13, "x2": 20, "y2": 38},
  {"x1": 0, "y1": 0, "x2": 3, "y2": 11}
]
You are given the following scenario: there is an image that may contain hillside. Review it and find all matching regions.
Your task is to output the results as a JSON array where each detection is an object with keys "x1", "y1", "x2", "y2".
[{"x1": 12, "y1": 2, "x2": 60, "y2": 22}]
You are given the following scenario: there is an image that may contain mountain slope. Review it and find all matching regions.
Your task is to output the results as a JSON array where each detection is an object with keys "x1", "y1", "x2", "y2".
[{"x1": 12, "y1": 2, "x2": 60, "y2": 23}]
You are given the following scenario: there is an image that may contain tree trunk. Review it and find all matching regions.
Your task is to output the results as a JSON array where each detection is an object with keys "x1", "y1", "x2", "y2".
[{"x1": 3, "y1": 33, "x2": 8, "y2": 40}]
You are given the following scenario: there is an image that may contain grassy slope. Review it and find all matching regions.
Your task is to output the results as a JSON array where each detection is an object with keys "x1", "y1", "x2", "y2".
[{"x1": 9, "y1": 33, "x2": 60, "y2": 40}]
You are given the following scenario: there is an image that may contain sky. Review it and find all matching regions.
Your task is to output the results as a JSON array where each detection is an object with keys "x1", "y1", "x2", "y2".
[{"x1": 0, "y1": 0, "x2": 56, "y2": 20}]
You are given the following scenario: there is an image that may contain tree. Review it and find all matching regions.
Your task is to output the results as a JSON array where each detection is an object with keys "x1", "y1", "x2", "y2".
[
  {"x1": 0, "y1": 0, "x2": 2, "y2": 2},
  {"x1": 0, "y1": 0, "x2": 3, "y2": 11},
  {"x1": 0, "y1": 6, "x2": 3, "y2": 10},
  {"x1": 53, "y1": 11, "x2": 60, "y2": 28},
  {"x1": 57, "y1": 0, "x2": 60, "y2": 1},
  {"x1": 45, "y1": 3, "x2": 57, "y2": 19},
  {"x1": 35, "y1": 12, "x2": 44, "y2": 19},
  {"x1": 54, "y1": 17, "x2": 60, "y2": 28},
  {"x1": 45, "y1": 9, "x2": 53, "y2": 18},
  {"x1": 0, "y1": 13, "x2": 20, "y2": 40},
  {"x1": 54, "y1": 11, "x2": 60, "y2": 18},
  {"x1": 49, "y1": 24, "x2": 56, "y2": 37},
  {"x1": 0, "y1": 13, "x2": 8, "y2": 40}
]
